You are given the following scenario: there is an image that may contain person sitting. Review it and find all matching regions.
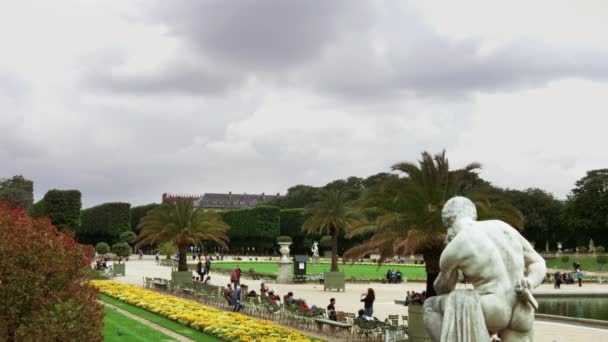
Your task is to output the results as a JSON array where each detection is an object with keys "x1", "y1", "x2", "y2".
[
  {"x1": 404, "y1": 291, "x2": 412, "y2": 305},
  {"x1": 395, "y1": 270, "x2": 403, "y2": 282},
  {"x1": 356, "y1": 309, "x2": 374, "y2": 322},
  {"x1": 203, "y1": 275, "x2": 211, "y2": 284},
  {"x1": 385, "y1": 269, "x2": 392, "y2": 283},
  {"x1": 267, "y1": 290, "x2": 279, "y2": 302},
  {"x1": 327, "y1": 298, "x2": 337, "y2": 321},
  {"x1": 248, "y1": 268, "x2": 259, "y2": 280},
  {"x1": 260, "y1": 282, "x2": 269, "y2": 296},
  {"x1": 284, "y1": 292, "x2": 295, "y2": 304},
  {"x1": 223, "y1": 284, "x2": 234, "y2": 305}
]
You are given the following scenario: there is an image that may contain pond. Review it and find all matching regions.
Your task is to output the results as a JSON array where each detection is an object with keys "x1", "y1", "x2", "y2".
[{"x1": 537, "y1": 297, "x2": 608, "y2": 321}]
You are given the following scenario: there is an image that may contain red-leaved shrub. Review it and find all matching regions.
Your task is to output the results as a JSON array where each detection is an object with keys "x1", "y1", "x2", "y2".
[{"x1": 0, "y1": 202, "x2": 104, "y2": 341}]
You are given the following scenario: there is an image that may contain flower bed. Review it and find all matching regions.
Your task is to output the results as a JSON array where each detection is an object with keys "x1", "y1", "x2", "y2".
[{"x1": 92, "y1": 281, "x2": 321, "y2": 342}]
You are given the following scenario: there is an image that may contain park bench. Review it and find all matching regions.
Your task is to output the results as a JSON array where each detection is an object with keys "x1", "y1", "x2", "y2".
[{"x1": 315, "y1": 318, "x2": 352, "y2": 338}]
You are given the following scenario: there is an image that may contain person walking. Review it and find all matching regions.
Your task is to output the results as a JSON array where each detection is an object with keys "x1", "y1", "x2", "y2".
[
  {"x1": 360, "y1": 288, "x2": 375, "y2": 317},
  {"x1": 577, "y1": 269, "x2": 583, "y2": 287},
  {"x1": 205, "y1": 257, "x2": 211, "y2": 273}
]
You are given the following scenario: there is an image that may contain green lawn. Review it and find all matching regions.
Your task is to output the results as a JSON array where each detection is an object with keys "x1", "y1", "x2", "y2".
[
  {"x1": 211, "y1": 261, "x2": 427, "y2": 280},
  {"x1": 103, "y1": 306, "x2": 177, "y2": 342},
  {"x1": 101, "y1": 294, "x2": 220, "y2": 342},
  {"x1": 546, "y1": 255, "x2": 608, "y2": 272}
]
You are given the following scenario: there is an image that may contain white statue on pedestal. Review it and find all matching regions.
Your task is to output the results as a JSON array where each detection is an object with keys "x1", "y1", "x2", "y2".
[
  {"x1": 423, "y1": 197, "x2": 546, "y2": 342},
  {"x1": 311, "y1": 241, "x2": 319, "y2": 257}
]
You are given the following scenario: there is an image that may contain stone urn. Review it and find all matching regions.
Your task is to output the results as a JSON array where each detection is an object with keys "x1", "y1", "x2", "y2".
[{"x1": 278, "y1": 242, "x2": 291, "y2": 261}]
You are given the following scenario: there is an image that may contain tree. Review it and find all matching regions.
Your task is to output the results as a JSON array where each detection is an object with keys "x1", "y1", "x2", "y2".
[
  {"x1": 0, "y1": 175, "x2": 34, "y2": 209},
  {"x1": 119, "y1": 231, "x2": 137, "y2": 245},
  {"x1": 95, "y1": 242, "x2": 110, "y2": 255},
  {"x1": 567, "y1": 169, "x2": 608, "y2": 247},
  {"x1": 303, "y1": 189, "x2": 365, "y2": 272},
  {"x1": 597, "y1": 255, "x2": 608, "y2": 271},
  {"x1": 112, "y1": 242, "x2": 131, "y2": 262},
  {"x1": 0, "y1": 202, "x2": 103, "y2": 341},
  {"x1": 345, "y1": 151, "x2": 522, "y2": 297},
  {"x1": 503, "y1": 188, "x2": 566, "y2": 251},
  {"x1": 137, "y1": 198, "x2": 229, "y2": 271}
]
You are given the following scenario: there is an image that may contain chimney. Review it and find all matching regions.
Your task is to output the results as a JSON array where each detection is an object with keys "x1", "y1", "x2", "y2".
[
  {"x1": 229, "y1": 191, "x2": 232, "y2": 200},
  {"x1": 261, "y1": 192, "x2": 265, "y2": 200}
]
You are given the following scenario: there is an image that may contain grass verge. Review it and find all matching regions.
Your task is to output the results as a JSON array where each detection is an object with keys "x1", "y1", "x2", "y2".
[
  {"x1": 103, "y1": 306, "x2": 177, "y2": 342},
  {"x1": 101, "y1": 294, "x2": 221, "y2": 342}
]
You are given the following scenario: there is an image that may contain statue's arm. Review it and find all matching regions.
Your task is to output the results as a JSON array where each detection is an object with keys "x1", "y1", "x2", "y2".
[
  {"x1": 520, "y1": 235, "x2": 547, "y2": 289},
  {"x1": 433, "y1": 242, "x2": 464, "y2": 295}
]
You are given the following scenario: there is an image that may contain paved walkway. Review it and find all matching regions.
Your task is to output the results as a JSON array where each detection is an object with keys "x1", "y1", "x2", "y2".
[{"x1": 108, "y1": 256, "x2": 608, "y2": 341}]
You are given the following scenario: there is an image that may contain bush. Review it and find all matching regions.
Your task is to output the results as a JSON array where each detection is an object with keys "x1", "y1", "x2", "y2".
[
  {"x1": 277, "y1": 236, "x2": 293, "y2": 243},
  {"x1": 320, "y1": 235, "x2": 332, "y2": 250},
  {"x1": 112, "y1": 242, "x2": 132, "y2": 262},
  {"x1": 79, "y1": 202, "x2": 131, "y2": 245},
  {"x1": 130, "y1": 203, "x2": 160, "y2": 231},
  {"x1": 578, "y1": 246, "x2": 588, "y2": 253},
  {"x1": 119, "y1": 231, "x2": 137, "y2": 245},
  {"x1": 158, "y1": 242, "x2": 177, "y2": 259},
  {"x1": 597, "y1": 255, "x2": 608, "y2": 270},
  {"x1": 596, "y1": 245, "x2": 606, "y2": 253},
  {"x1": 0, "y1": 203, "x2": 104, "y2": 341},
  {"x1": 95, "y1": 242, "x2": 110, "y2": 255},
  {"x1": 37, "y1": 189, "x2": 82, "y2": 231},
  {"x1": 222, "y1": 206, "x2": 280, "y2": 248}
]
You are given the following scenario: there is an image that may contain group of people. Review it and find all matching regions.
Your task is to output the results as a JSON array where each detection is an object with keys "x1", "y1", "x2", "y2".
[
  {"x1": 385, "y1": 269, "x2": 403, "y2": 283},
  {"x1": 551, "y1": 269, "x2": 583, "y2": 288},
  {"x1": 403, "y1": 290, "x2": 426, "y2": 305}
]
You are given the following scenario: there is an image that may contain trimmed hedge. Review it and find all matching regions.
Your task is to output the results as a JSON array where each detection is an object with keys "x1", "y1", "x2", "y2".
[
  {"x1": 31, "y1": 189, "x2": 82, "y2": 231},
  {"x1": 79, "y1": 202, "x2": 131, "y2": 245},
  {"x1": 130, "y1": 203, "x2": 160, "y2": 231},
  {"x1": 222, "y1": 206, "x2": 280, "y2": 249},
  {"x1": 279, "y1": 208, "x2": 315, "y2": 253}
]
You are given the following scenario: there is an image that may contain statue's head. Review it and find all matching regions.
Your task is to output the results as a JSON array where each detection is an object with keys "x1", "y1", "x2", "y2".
[{"x1": 442, "y1": 197, "x2": 477, "y2": 241}]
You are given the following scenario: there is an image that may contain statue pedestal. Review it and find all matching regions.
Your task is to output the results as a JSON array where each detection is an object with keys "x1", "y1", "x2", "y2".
[
  {"x1": 276, "y1": 261, "x2": 292, "y2": 284},
  {"x1": 312, "y1": 256, "x2": 320, "y2": 265}
]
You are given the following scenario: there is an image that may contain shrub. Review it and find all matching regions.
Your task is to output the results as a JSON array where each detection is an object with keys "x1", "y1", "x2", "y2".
[
  {"x1": 111, "y1": 242, "x2": 132, "y2": 262},
  {"x1": 119, "y1": 231, "x2": 137, "y2": 245},
  {"x1": 320, "y1": 235, "x2": 332, "y2": 250},
  {"x1": 0, "y1": 202, "x2": 104, "y2": 341},
  {"x1": 597, "y1": 255, "x2": 608, "y2": 270},
  {"x1": 578, "y1": 246, "x2": 588, "y2": 253},
  {"x1": 40, "y1": 189, "x2": 82, "y2": 231},
  {"x1": 95, "y1": 242, "x2": 110, "y2": 255},
  {"x1": 222, "y1": 206, "x2": 280, "y2": 249},
  {"x1": 277, "y1": 236, "x2": 293, "y2": 243},
  {"x1": 560, "y1": 255, "x2": 570, "y2": 266},
  {"x1": 79, "y1": 202, "x2": 131, "y2": 245},
  {"x1": 596, "y1": 246, "x2": 606, "y2": 253},
  {"x1": 130, "y1": 203, "x2": 160, "y2": 231},
  {"x1": 158, "y1": 242, "x2": 177, "y2": 259}
]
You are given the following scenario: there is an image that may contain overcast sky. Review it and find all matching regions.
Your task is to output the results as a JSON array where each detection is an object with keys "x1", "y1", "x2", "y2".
[{"x1": 2, "y1": 0, "x2": 608, "y2": 208}]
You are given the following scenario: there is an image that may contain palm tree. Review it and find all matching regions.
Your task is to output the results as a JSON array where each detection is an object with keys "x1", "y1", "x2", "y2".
[
  {"x1": 345, "y1": 151, "x2": 522, "y2": 297},
  {"x1": 303, "y1": 189, "x2": 365, "y2": 272},
  {"x1": 137, "y1": 198, "x2": 229, "y2": 271}
]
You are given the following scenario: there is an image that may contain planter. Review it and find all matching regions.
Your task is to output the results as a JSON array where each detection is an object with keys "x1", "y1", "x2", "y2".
[
  {"x1": 278, "y1": 242, "x2": 291, "y2": 261},
  {"x1": 113, "y1": 263, "x2": 125, "y2": 276},
  {"x1": 408, "y1": 304, "x2": 432, "y2": 342},
  {"x1": 323, "y1": 271, "x2": 345, "y2": 291}
]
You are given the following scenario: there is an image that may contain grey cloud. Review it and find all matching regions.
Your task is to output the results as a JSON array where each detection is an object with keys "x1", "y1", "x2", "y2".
[
  {"x1": 151, "y1": 0, "x2": 370, "y2": 69},
  {"x1": 86, "y1": 62, "x2": 242, "y2": 95}
]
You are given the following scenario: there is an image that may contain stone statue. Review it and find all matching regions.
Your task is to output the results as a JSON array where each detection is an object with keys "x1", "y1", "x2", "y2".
[
  {"x1": 423, "y1": 197, "x2": 547, "y2": 342},
  {"x1": 311, "y1": 241, "x2": 319, "y2": 257},
  {"x1": 590, "y1": 239, "x2": 595, "y2": 253}
]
